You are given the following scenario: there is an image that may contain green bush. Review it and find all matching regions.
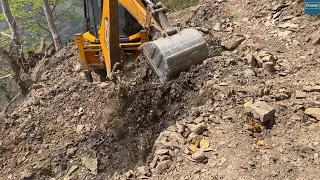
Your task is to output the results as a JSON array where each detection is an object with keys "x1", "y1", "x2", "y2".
[{"x1": 161, "y1": 0, "x2": 198, "y2": 11}]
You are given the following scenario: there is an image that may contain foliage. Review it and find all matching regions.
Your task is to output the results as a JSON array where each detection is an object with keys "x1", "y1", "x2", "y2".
[
  {"x1": 161, "y1": 0, "x2": 199, "y2": 12},
  {"x1": 0, "y1": 0, "x2": 83, "y2": 51},
  {"x1": 0, "y1": 0, "x2": 84, "y2": 102}
]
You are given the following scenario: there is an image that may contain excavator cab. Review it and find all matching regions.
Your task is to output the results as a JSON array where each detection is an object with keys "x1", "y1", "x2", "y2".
[
  {"x1": 84, "y1": 0, "x2": 142, "y2": 43},
  {"x1": 75, "y1": 0, "x2": 209, "y2": 83}
]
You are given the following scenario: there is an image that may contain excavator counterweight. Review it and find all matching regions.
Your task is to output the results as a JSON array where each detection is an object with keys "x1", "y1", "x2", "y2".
[{"x1": 75, "y1": 0, "x2": 208, "y2": 83}]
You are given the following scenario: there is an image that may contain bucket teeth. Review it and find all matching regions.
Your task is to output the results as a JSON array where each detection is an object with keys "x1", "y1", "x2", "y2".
[{"x1": 141, "y1": 28, "x2": 209, "y2": 83}]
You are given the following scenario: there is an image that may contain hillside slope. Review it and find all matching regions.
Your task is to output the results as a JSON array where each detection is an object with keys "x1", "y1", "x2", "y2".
[{"x1": 1, "y1": 0, "x2": 320, "y2": 179}]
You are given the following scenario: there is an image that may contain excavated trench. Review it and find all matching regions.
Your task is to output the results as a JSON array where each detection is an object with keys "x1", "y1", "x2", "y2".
[
  {"x1": 0, "y1": 30, "x2": 221, "y2": 179},
  {"x1": 77, "y1": 37, "x2": 222, "y2": 177},
  {"x1": 82, "y1": 64, "x2": 206, "y2": 176}
]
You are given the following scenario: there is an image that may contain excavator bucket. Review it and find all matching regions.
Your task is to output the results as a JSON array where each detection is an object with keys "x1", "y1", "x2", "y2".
[{"x1": 141, "y1": 28, "x2": 209, "y2": 83}]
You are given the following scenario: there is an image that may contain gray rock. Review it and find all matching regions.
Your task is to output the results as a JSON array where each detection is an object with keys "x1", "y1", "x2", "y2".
[
  {"x1": 201, "y1": 27, "x2": 209, "y2": 33},
  {"x1": 221, "y1": 36, "x2": 245, "y2": 50},
  {"x1": 263, "y1": 62, "x2": 274, "y2": 73},
  {"x1": 67, "y1": 165, "x2": 79, "y2": 176},
  {"x1": 74, "y1": 64, "x2": 82, "y2": 72},
  {"x1": 159, "y1": 155, "x2": 171, "y2": 161},
  {"x1": 194, "y1": 117, "x2": 204, "y2": 124},
  {"x1": 40, "y1": 74, "x2": 49, "y2": 81},
  {"x1": 150, "y1": 156, "x2": 158, "y2": 169},
  {"x1": 246, "y1": 101, "x2": 275, "y2": 122},
  {"x1": 246, "y1": 53, "x2": 257, "y2": 67},
  {"x1": 243, "y1": 68, "x2": 255, "y2": 78},
  {"x1": 208, "y1": 115, "x2": 220, "y2": 124},
  {"x1": 295, "y1": 90, "x2": 306, "y2": 99},
  {"x1": 81, "y1": 156, "x2": 98, "y2": 174},
  {"x1": 262, "y1": 54, "x2": 277, "y2": 65},
  {"x1": 274, "y1": 93, "x2": 289, "y2": 101},
  {"x1": 303, "y1": 86, "x2": 320, "y2": 92},
  {"x1": 191, "y1": 123, "x2": 207, "y2": 135},
  {"x1": 76, "y1": 125, "x2": 84, "y2": 133},
  {"x1": 155, "y1": 160, "x2": 172, "y2": 174},
  {"x1": 124, "y1": 170, "x2": 135, "y2": 178},
  {"x1": 136, "y1": 166, "x2": 150, "y2": 176},
  {"x1": 310, "y1": 29, "x2": 320, "y2": 45},
  {"x1": 66, "y1": 147, "x2": 76, "y2": 158},
  {"x1": 155, "y1": 149, "x2": 169, "y2": 155},
  {"x1": 176, "y1": 122, "x2": 185, "y2": 133},
  {"x1": 98, "y1": 82, "x2": 109, "y2": 88},
  {"x1": 305, "y1": 108, "x2": 320, "y2": 120},
  {"x1": 192, "y1": 151, "x2": 207, "y2": 162},
  {"x1": 213, "y1": 22, "x2": 221, "y2": 31}
]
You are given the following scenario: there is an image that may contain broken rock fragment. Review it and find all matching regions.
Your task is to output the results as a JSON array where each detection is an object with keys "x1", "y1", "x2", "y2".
[
  {"x1": 191, "y1": 151, "x2": 207, "y2": 162},
  {"x1": 274, "y1": 93, "x2": 289, "y2": 101},
  {"x1": 295, "y1": 90, "x2": 306, "y2": 99},
  {"x1": 213, "y1": 22, "x2": 221, "y2": 31},
  {"x1": 155, "y1": 149, "x2": 169, "y2": 156},
  {"x1": 81, "y1": 156, "x2": 98, "y2": 174},
  {"x1": 67, "y1": 165, "x2": 79, "y2": 176},
  {"x1": 246, "y1": 101, "x2": 275, "y2": 122},
  {"x1": 305, "y1": 108, "x2": 320, "y2": 121},
  {"x1": 191, "y1": 123, "x2": 207, "y2": 135},
  {"x1": 136, "y1": 166, "x2": 150, "y2": 177},
  {"x1": 246, "y1": 53, "x2": 257, "y2": 67},
  {"x1": 155, "y1": 160, "x2": 172, "y2": 174},
  {"x1": 303, "y1": 86, "x2": 320, "y2": 93},
  {"x1": 263, "y1": 62, "x2": 275, "y2": 74},
  {"x1": 221, "y1": 36, "x2": 245, "y2": 50},
  {"x1": 310, "y1": 29, "x2": 320, "y2": 45}
]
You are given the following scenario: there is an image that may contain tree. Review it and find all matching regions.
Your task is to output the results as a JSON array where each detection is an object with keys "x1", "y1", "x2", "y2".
[
  {"x1": 0, "y1": 0, "x2": 82, "y2": 52},
  {"x1": 42, "y1": 0, "x2": 62, "y2": 51},
  {"x1": 0, "y1": 0, "x2": 28, "y2": 95}
]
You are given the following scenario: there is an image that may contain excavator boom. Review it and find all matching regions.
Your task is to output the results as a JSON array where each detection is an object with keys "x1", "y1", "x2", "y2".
[{"x1": 75, "y1": 0, "x2": 208, "y2": 83}]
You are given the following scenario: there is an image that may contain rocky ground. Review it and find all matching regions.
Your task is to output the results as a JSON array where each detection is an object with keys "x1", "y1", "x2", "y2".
[{"x1": 1, "y1": 0, "x2": 320, "y2": 179}]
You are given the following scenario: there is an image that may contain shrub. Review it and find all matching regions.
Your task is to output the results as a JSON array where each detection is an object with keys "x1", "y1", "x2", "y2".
[{"x1": 161, "y1": 0, "x2": 198, "y2": 11}]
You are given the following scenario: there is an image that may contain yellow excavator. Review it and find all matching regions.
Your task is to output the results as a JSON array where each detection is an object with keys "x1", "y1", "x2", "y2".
[{"x1": 75, "y1": 0, "x2": 208, "y2": 83}]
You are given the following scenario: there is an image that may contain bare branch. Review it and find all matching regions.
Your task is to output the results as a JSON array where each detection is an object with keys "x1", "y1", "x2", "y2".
[
  {"x1": 36, "y1": 19, "x2": 52, "y2": 35},
  {"x1": 51, "y1": 0, "x2": 60, "y2": 13},
  {"x1": 54, "y1": 0, "x2": 76, "y2": 22},
  {"x1": 0, "y1": 31, "x2": 13, "y2": 39},
  {"x1": 0, "y1": 74, "x2": 12, "y2": 80}
]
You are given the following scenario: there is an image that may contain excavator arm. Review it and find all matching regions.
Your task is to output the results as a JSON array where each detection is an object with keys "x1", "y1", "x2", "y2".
[
  {"x1": 75, "y1": 0, "x2": 209, "y2": 83},
  {"x1": 99, "y1": 0, "x2": 170, "y2": 77},
  {"x1": 99, "y1": 0, "x2": 120, "y2": 76}
]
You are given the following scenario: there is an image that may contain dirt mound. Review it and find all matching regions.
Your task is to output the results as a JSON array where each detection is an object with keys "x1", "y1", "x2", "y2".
[
  {"x1": 0, "y1": 36, "x2": 222, "y2": 179},
  {"x1": 112, "y1": 0, "x2": 320, "y2": 179},
  {"x1": 2, "y1": 0, "x2": 320, "y2": 179}
]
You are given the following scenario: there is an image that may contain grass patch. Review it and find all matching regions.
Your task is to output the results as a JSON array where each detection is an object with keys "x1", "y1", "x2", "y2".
[{"x1": 161, "y1": 0, "x2": 199, "y2": 12}]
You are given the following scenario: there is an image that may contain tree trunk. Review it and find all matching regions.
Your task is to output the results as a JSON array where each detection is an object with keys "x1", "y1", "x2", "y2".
[
  {"x1": 0, "y1": 48, "x2": 28, "y2": 96},
  {"x1": 0, "y1": 0, "x2": 28, "y2": 95},
  {"x1": 1, "y1": 0, "x2": 29, "y2": 73},
  {"x1": 42, "y1": 0, "x2": 62, "y2": 52},
  {"x1": 37, "y1": 36, "x2": 46, "y2": 54},
  {"x1": 0, "y1": 0, "x2": 21, "y2": 45}
]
